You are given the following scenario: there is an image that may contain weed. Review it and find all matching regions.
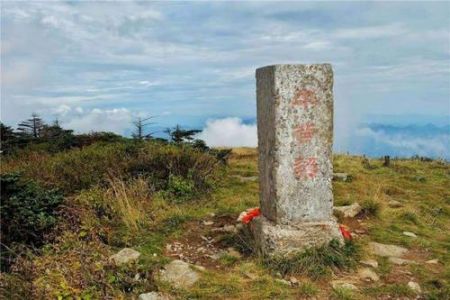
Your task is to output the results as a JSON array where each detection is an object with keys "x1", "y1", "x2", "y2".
[
  {"x1": 218, "y1": 253, "x2": 239, "y2": 266},
  {"x1": 161, "y1": 214, "x2": 192, "y2": 234},
  {"x1": 105, "y1": 177, "x2": 150, "y2": 231},
  {"x1": 400, "y1": 211, "x2": 420, "y2": 225},
  {"x1": 218, "y1": 227, "x2": 255, "y2": 257},
  {"x1": 298, "y1": 282, "x2": 319, "y2": 298},
  {"x1": 363, "y1": 283, "x2": 415, "y2": 298},
  {"x1": 331, "y1": 287, "x2": 356, "y2": 300},
  {"x1": 360, "y1": 199, "x2": 381, "y2": 217}
]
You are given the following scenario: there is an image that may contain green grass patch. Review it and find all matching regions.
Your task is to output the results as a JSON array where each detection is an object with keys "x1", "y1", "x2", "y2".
[
  {"x1": 263, "y1": 240, "x2": 360, "y2": 280},
  {"x1": 363, "y1": 283, "x2": 415, "y2": 298}
]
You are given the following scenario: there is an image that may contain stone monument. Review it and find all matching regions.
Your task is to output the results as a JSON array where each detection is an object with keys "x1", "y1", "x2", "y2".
[{"x1": 251, "y1": 64, "x2": 343, "y2": 256}]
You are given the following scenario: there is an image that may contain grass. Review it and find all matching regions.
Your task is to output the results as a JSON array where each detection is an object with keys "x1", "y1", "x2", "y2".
[
  {"x1": 331, "y1": 287, "x2": 357, "y2": 300},
  {"x1": 2, "y1": 147, "x2": 449, "y2": 299},
  {"x1": 263, "y1": 240, "x2": 360, "y2": 280}
]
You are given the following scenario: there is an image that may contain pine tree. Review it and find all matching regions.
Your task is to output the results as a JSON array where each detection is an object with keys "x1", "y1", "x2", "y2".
[
  {"x1": 132, "y1": 116, "x2": 155, "y2": 140},
  {"x1": 166, "y1": 124, "x2": 201, "y2": 143},
  {"x1": 17, "y1": 113, "x2": 45, "y2": 138},
  {"x1": 0, "y1": 122, "x2": 17, "y2": 154}
]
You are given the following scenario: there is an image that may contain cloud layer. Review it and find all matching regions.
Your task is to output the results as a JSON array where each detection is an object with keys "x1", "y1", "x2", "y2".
[
  {"x1": 1, "y1": 2, "x2": 449, "y2": 156},
  {"x1": 196, "y1": 118, "x2": 257, "y2": 147}
]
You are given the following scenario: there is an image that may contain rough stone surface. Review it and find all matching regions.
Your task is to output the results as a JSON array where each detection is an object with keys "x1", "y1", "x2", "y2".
[
  {"x1": 388, "y1": 257, "x2": 416, "y2": 265},
  {"x1": 403, "y1": 231, "x2": 417, "y2": 238},
  {"x1": 358, "y1": 268, "x2": 380, "y2": 282},
  {"x1": 256, "y1": 64, "x2": 334, "y2": 224},
  {"x1": 333, "y1": 173, "x2": 351, "y2": 182},
  {"x1": 388, "y1": 200, "x2": 402, "y2": 208},
  {"x1": 334, "y1": 203, "x2": 362, "y2": 218},
  {"x1": 360, "y1": 259, "x2": 378, "y2": 268},
  {"x1": 275, "y1": 279, "x2": 291, "y2": 286},
  {"x1": 332, "y1": 281, "x2": 358, "y2": 290},
  {"x1": 159, "y1": 260, "x2": 201, "y2": 289},
  {"x1": 426, "y1": 259, "x2": 439, "y2": 264},
  {"x1": 250, "y1": 216, "x2": 342, "y2": 256},
  {"x1": 109, "y1": 248, "x2": 141, "y2": 266},
  {"x1": 408, "y1": 281, "x2": 422, "y2": 293},
  {"x1": 289, "y1": 277, "x2": 299, "y2": 285},
  {"x1": 253, "y1": 64, "x2": 342, "y2": 255},
  {"x1": 138, "y1": 292, "x2": 171, "y2": 300},
  {"x1": 368, "y1": 242, "x2": 408, "y2": 257}
]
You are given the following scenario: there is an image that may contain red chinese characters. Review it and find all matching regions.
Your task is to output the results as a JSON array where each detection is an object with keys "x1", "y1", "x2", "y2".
[
  {"x1": 291, "y1": 88, "x2": 318, "y2": 109},
  {"x1": 293, "y1": 123, "x2": 315, "y2": 143},
  {"x1": 294, "y1": 157, "x2": 318, "y2": 179}
]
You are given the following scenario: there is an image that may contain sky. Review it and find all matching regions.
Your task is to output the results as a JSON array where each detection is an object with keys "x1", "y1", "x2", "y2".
[{"x1": 1, "y1": 1, "x2": 449, "y2": 158}]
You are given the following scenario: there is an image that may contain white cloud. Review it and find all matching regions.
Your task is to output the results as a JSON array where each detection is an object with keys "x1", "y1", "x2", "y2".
[
  {"x1": 64, "y1": 108, "x2": 132, "y2": 135},
  {"x1": 334, "y1": 23, "x2": 407, "y2": 39},
  {"x1": 356, "y1": 127, "x2": 449, "y2": 158},
  {"x1": 196, "y1": 117, "x2": 257, "y2": 147}
]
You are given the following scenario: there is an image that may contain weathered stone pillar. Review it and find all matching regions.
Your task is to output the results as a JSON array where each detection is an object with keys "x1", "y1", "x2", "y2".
[{"x1": 251, "y1": 64, "x2": 343, "y2": 256}]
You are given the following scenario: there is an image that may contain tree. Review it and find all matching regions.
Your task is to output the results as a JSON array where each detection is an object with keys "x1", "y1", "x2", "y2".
[
  {"x1": 17, "y1": 113, "x2": 45, "y2": 138},
  {"x1": 166, "y1": 124, "x2": 201, "y2": 144},
  {"x1": 0, "y1": 122, "x2": 17, "y2": 154},
  {"x1": 132, "y1": 116, "x2": 155, "y2": 140}
]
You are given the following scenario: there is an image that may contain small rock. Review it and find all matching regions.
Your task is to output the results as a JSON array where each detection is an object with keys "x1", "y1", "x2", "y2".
[
  {"x1": 203, "y1": 221, "x2": 214, "y2": 226},
  {"x1": 243, "y1": 271, "x2": 258, "y2": 280},
  {"x1": 408, "y1": 281, "x2": 421, "y2": 293},
  {"x1": 388, "y1": 257, "x2": 417, "y2": 265},
  {"x1": 227, "y1": 247, "x2": 242, "y2": 259},
  {"x1": 368, "y1": 242, "x2": 408, "y2": 257},
  {"x1": 334, "y1": 203, "x2": 362, "y2": 218},
  {"x1": 109, "y1": 248, "x2": 141, "y2": 266},
  {"x1": 358, "y1": 268, "x2": 380, "y2": 282},
  {"x1": 212, "y1": 225, "x2": 237, "y2": 234},
  {"x1": 138, "y1": 292, "x2": 172, "y2": 300},
  {"x1": 275, "y1": 279, "x2": 291, "y2": 286},
  {"x1": 355, "y1": 229, "x2": 366, "y2": 234},
  {"x1": 333, "y1": 173, "x2": 351, "y2": 182},
  {"x1": 159, "y1": 260, "x2": 201, "y2": 289},
  {"x1": 403, "y1": 231, "x2": 417, "y2": 238},
  {"x1": 426, "y1": 259, "x2": 439, "y2": 264},
  {"x1": 332, "y1": 281, "x2": 358, "y2": 291},
  {"x1": 223, "y1": 225, "x2": 237, "y2": 233},
  {"x1": 388, "y1": 200, "x2": 402, "y2": 208},
  {"x1": 360, "y1": 259, "x2": 378, "y2": 268},
  {"x1": 289, "y1": 277, "x2": 299, "y2": 286},
  {"x1": 208, "y1": 212, "x2": 216, "y2": 217}
]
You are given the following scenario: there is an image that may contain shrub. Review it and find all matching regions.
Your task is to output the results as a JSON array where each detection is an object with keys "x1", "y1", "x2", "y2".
[
  {"x1": 0, "y1": 173, "x2": 63, "y2": 270},
  {"x1": 1, "y1": 141, "x2": 222, "y2": 197},
  {"x1": 165, "y1": 174, "x2": 195, "y2": 202}
]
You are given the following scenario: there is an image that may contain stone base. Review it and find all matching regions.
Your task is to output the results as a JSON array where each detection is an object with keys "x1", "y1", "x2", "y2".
[{"x1": 249, "y1": 215, "x2": 344, "y2": 257}]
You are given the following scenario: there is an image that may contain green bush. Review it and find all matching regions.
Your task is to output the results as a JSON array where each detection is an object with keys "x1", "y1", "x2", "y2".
[
  {"x1": 2, "y1": 141, "x2": 222, "y2": 197},
  {"x1": 0, "y1": 172, "x2": 64, "y2": 270},
  {"x1": 165, "y1": 174, "x2": 195, "y2": 202}
]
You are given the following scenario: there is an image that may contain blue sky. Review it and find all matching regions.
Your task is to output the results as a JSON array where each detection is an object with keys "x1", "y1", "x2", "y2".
[{"x1": 1, "y1": 1, "x2": 449, "y2": 158}]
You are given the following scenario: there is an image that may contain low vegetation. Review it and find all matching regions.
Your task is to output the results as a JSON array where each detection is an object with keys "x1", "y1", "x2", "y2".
[
  {"x1": 263, "y1": 240, "x2": 360, "y2": 280},
  {"x1": 0, "y1": 137, "x2": 449, "y2": 298}
]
